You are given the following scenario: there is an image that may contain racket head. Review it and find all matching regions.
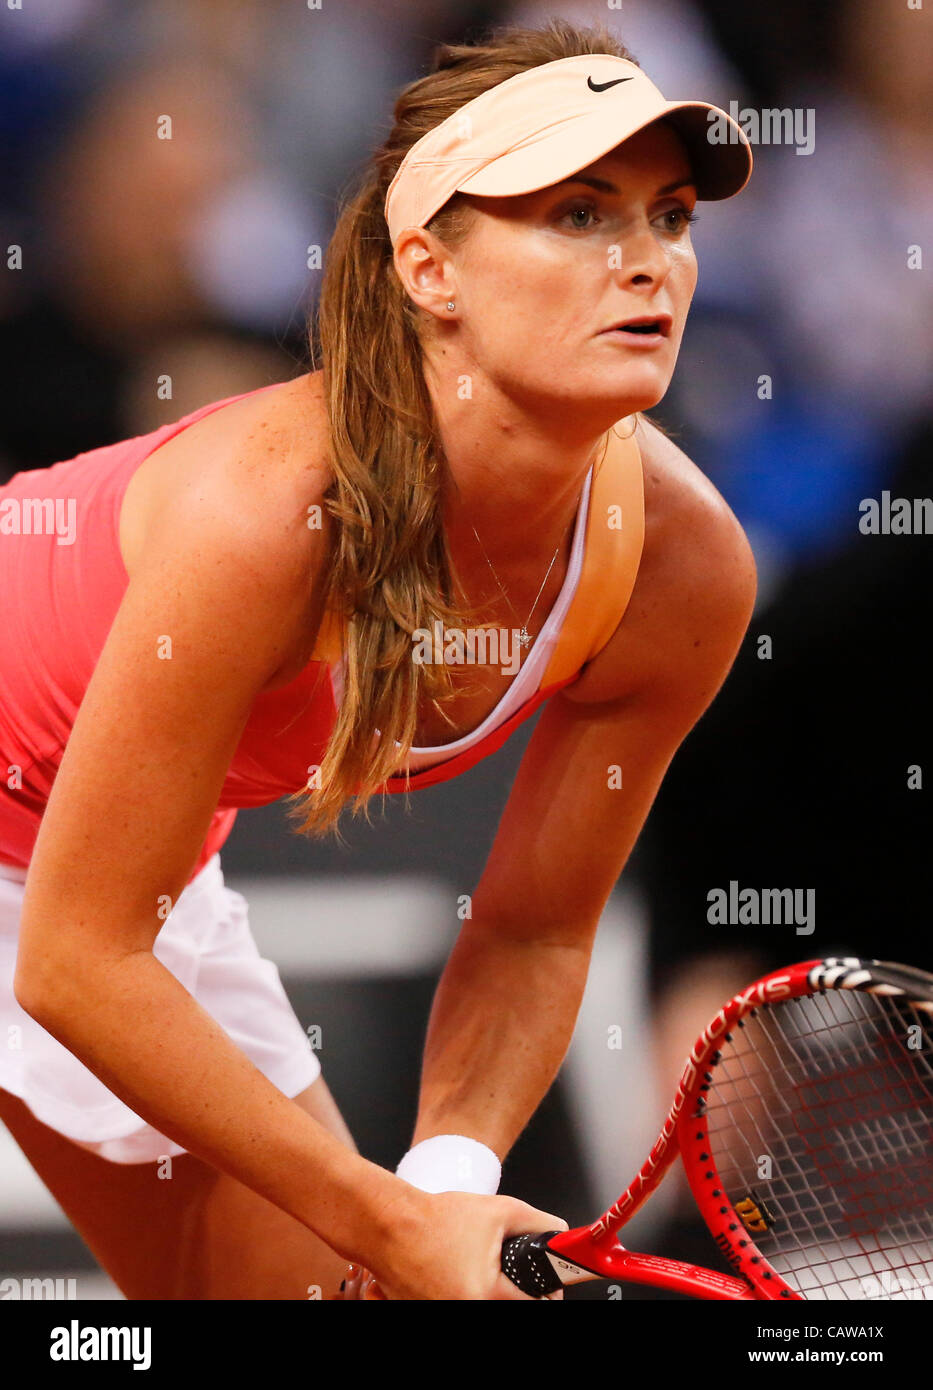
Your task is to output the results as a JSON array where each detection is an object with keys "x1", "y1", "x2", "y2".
[
  {"x1": 679, "y1": 957, "x2": 933, "y2": 1300},
  {"x1": 560, "y1": 956, "x2": 933, "y2": 1300}
]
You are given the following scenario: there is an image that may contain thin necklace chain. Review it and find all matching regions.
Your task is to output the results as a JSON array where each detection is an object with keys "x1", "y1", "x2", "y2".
[
  {"x1": 461, "y1": 424, "x2": 627, "y2": 651},
  {"x1": 469, "y1": 509, "x2": 575, "y2": 650}
]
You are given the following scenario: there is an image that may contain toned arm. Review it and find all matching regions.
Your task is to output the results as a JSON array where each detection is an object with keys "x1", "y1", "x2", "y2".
[
  {"x1": 408, "y1": 418, "x2": 758, "y2": 1155},
  {"x1": 12, "y1": 446, "x2": 408, "y2": 1262}
]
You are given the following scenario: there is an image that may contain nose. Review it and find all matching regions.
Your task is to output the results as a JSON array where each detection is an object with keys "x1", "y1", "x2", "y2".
[{"x1": 611, "y1": 221, "x2": 671, "y2": 289}]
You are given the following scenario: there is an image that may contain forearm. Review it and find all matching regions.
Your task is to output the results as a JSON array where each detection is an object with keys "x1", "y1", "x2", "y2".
[
  {"x1": 20, "y1": 951, "x2": 417, "y2": 1264},
  {"x1": 411, "y1": 921, "x2": 593, "y2": 1158}
]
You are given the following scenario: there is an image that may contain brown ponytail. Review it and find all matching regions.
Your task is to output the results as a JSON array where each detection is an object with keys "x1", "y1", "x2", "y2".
[{"x1": 285, "y1": 18, "x2": 638, "y2": 843}]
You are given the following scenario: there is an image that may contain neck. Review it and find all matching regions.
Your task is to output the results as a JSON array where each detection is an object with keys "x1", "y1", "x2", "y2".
[{"x1": 423, "y1": 351, "x2": 614, "y2": 576}]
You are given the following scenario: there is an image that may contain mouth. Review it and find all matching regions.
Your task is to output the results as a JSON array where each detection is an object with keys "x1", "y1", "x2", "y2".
[{"x1": 603, "y1": 314, "x2": 673, "y2": 339}]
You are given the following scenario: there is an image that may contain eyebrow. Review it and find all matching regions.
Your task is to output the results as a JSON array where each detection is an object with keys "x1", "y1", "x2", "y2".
[{"x1": 553, "y1": 174, "x2": 697, "y2": 196}]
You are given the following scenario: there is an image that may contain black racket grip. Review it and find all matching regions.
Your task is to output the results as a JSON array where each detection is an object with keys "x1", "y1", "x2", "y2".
[{"x1": 501, "y1": 1230, "x2": 564, "y2": 1297}]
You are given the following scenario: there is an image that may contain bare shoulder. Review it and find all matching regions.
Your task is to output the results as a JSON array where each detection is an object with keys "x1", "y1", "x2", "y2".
[
  {"x1": 563, "y1": 414, "x2": 757, "y2": 713},
  {"x1": 123, "y1": 370, "x2": 332, "y2": 570},
  {"x1": 121, "y1": 370, "x2": 335, "y2": 690}
]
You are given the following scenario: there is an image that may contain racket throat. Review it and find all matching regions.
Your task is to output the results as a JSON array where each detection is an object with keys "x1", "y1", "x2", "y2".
[
  {"x1": 546, "y1": 1229, "x2": 624, "y2": 1285},
  {"x1": 551, "y1": 1230, "x2": 755, "y2": 1299}
]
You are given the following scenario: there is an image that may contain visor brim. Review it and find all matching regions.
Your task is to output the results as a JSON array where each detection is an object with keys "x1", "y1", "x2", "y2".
[{"x1": 455, "y1": 99, "x2": 752, "y2": 205}]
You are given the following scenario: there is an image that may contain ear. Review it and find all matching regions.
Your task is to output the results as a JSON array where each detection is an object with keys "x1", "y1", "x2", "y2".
[{"x1": 393, "y1": 228, "x2": 458, "y2": 320}]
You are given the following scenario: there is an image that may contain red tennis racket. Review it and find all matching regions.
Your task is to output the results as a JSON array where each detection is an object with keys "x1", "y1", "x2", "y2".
[{"x1": 502, "y1": 957, "x2": 933, "y2": 1300}]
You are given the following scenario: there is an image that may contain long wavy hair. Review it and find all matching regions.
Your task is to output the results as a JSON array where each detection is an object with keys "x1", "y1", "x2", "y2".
[{"x1": 286, "y1": 18, "x2": 641, "y2": 843}]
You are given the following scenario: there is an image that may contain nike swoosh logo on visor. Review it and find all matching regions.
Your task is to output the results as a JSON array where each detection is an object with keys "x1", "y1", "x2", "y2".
[{"x1": 587, "y1": 76, "x2": 635, "y2": 92}]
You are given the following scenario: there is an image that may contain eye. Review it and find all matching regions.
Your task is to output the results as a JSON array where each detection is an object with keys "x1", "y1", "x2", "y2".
[
  {"x1": 655, "y1": 205, "x2": 699, "y2": 234},
  {"x1": 559, "y1": 199, "x2": 600, "y2": 231}
]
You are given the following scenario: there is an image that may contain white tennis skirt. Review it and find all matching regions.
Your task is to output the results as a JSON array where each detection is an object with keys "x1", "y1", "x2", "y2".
[{"x1": 0, "y1": 854, "x2": 321, "y2": 1164}]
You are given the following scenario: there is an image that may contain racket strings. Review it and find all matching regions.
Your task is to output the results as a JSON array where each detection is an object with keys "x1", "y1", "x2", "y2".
[{"x1": 704, "y1": 990, "x2": 933, "y2": 1300}]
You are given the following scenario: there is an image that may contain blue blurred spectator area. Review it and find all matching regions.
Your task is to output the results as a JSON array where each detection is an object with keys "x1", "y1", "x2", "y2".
[
  {"x1": 2, "y1": 0, "x2": 930, "y2": 569},
  {"x1": 0, "y1": 0, "x2": 929, "y2": 1295}
]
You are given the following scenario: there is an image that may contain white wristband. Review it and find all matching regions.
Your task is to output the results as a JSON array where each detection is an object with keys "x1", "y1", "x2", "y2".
[{"x1": 395, "y1": 1134, "x2": 502, "y2": 1195}]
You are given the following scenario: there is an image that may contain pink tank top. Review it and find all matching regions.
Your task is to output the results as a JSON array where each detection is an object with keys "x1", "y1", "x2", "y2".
[{"x1": 0, "y1": 386, "x2": 645, "y2": 884}]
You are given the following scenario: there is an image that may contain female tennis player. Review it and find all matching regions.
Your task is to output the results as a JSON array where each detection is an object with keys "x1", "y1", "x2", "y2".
[{"x1": 0, "y1": 21, "x2": 756, "y2": 1300}]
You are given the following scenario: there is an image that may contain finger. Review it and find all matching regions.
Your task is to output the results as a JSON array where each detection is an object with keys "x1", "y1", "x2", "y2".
[{"x1": 502, "y1": 1202, "x2": 569, "y2": 1236}]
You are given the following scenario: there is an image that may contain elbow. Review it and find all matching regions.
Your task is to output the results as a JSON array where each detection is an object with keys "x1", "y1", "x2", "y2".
[
  {"x1": 13, "y1": 968, "x2": 48, "y2": 1023},
  {"x1": 13, "y1": 958, "x2": 69, "y2": 1028}
]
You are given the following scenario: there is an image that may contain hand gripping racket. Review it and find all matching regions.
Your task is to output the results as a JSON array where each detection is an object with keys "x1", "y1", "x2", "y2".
[{"x1": 502, "y1": 957, "x2": 933, "y2": 1300}]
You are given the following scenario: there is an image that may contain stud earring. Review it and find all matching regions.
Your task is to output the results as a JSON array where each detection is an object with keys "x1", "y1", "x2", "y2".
[{"x1": 446, "y1": 300, "x2": 456, "y2": 312}]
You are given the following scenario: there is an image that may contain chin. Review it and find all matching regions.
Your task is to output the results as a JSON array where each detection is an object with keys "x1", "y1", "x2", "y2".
[
  {"x1": 628, "y1": 366, "x2": 673, "y2": 404},
  {"x1": 599, "y1": 376, "x2": 670, "y2": 418}
]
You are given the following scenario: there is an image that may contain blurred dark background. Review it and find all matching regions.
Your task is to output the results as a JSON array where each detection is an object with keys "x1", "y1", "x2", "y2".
[{"x1": 0, "y1": 0, "x2": 929, "y2": 1300}]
